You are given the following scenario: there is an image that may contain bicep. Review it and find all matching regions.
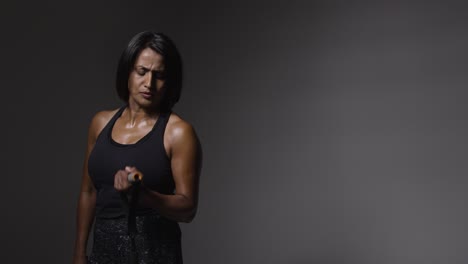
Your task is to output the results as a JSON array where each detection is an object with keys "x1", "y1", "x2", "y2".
[
  {"x1": 80, "y1": 139, "x2": 96, "y2": 193},
  {"x1": 170, "y1": 124, "x2": 202, "y2": 201}
]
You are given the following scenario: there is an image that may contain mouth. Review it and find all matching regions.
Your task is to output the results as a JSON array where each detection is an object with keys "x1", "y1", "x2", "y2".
[{"x1": 140, "y1": 92, "x2": 153, "y2": 99}]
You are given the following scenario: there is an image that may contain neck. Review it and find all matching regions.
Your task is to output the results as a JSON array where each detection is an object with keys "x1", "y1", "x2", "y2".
[{"x1": 124, "y1": 101, "x2": 160, "y2": 127}]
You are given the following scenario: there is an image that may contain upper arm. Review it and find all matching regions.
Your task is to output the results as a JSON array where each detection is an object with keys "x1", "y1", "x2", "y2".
[{"x1": 168, "y1": 120, "x2": 203, "y2": 207}]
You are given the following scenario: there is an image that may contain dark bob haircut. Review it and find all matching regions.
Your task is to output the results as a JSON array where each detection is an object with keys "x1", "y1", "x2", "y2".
[{"x1": 116, "y1": 31, "x2": 183, "y2": 112}]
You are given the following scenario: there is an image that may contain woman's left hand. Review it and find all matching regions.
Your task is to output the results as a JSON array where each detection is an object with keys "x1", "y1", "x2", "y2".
[{"x1": 114, "y1": 166, "x2": 138, "y2": 192}]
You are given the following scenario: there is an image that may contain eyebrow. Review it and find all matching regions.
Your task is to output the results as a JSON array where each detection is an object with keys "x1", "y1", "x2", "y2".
[{"x1": 136, "y1": 65, "x2": 165, "y2": 71}]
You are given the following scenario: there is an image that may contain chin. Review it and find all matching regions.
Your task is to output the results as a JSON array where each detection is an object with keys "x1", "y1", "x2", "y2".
[
  {"x1": 129, "y1": 96, "x2": 161, "y2": 110},
  {"x1": 142, "y1": 100, "x2": 162, "y2": 110}
]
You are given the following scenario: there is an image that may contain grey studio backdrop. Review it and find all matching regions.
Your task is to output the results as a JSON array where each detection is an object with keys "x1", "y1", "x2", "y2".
[{"x1": 1, "y1": 1, "x2": 468, "y2": 263}]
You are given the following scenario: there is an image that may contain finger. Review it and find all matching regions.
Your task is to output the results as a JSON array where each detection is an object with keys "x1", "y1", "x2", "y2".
[
  {"x1": 123, "y1": 171, "x2": 134, "y2": 190},
  {"x1": 117, "y1": 171, "x2": 124, "y2": 191},
  {"x1": 115, "y1": 170, "x2": 126, "y2": 191},
  {"x1": 120, "y1": 171, "x2": 129, "y2": 189},
  {"x1": 114, "y1": 171, "x2": 120, "y2": 190},
  {"x1": 125, "y1": 166, "x2": 136, "y2": 173}
]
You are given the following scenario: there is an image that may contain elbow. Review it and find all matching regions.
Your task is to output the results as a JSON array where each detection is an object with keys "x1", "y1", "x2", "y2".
[
  {"x1": 174, "y1": 194, "x2": 197, "y2": 223},
  {"x1": 181, "y1": 206, "x2": 197, "y2": 223}
]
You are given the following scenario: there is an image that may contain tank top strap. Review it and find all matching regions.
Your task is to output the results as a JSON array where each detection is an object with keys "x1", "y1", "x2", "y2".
[
  {"x1": 97, "y1": 105, "x2": 127, "y2": 139},
  {"x1": 161, "y1": 111, "x2": 172, "y2": 128},
  {"x1": 154, "y1": 111, "x2": 172, "y2": 140},
  {"x1": 108, "y1": 105, "x2": 127, "y2": 126}
]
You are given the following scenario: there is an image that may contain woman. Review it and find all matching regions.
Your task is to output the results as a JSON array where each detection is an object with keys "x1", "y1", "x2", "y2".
[{"x1": 73, "y1": 31, "x2": 202, "y2": 264}]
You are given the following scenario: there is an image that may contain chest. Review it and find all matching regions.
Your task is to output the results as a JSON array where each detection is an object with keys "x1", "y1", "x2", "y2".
[
  {"x1": 111, "y1": 118, "x2": 156, "y2": 145},
  {"x1": 88, "y1": 126, "x2": 174, "y2": 194}
]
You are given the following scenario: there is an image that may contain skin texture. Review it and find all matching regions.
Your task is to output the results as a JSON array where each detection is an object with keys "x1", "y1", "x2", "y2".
[{"x1": 73, "y1": 48, "x2": 202, "y2": 264}]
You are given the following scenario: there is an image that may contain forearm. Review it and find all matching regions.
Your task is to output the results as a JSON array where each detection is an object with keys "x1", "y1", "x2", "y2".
[
  {"x1": 74, "y1": 191, "x2": 96, "y2": 257},
  {"x1": 138, "y1": 186, "x2": 196, "y2": 223}
]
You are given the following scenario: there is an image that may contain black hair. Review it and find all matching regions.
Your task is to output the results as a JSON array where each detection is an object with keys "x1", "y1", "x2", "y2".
[{"x1": 116, "y1": 31, "x2": 183, "y2": 112}]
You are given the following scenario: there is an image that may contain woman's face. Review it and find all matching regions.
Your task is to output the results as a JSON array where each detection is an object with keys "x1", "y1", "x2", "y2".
[{"x1": 127, "y1": 47, "x2": 166, "y2": 109}]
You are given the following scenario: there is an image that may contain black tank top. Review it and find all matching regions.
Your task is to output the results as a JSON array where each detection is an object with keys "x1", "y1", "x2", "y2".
[{"x1": 88, "y1": 105, "x2": 174, "y2": 219}]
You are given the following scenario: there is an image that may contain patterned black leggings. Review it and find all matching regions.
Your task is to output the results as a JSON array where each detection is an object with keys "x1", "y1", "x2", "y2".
[{"x1": 88, "y1": 214, "x2": 183, "y2": 264}]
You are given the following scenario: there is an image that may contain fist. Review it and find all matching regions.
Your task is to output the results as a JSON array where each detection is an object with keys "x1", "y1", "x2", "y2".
[{"x1": 114, "y1": 166, "x2": 139, "y2": 192}]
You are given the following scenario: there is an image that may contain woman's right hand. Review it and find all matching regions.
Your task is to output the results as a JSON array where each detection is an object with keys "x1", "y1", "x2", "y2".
[{"x1": 114, "y1": 166, "x2": 142, "y2": 192}]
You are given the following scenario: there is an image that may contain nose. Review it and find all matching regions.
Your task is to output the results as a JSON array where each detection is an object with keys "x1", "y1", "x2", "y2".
[{"x1": 144, "y1": 72, "x2": 155, "y2": 88}]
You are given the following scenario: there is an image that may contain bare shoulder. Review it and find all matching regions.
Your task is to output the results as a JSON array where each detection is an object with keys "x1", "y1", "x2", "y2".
[
  {"x1": 166, "y1": 112, "x2": 197, "y2": 139},
  {"x1": 166, "y1": 112, "x2": 199, "y2": 147},
  {"x1": 88, "y1": 108, "x2": 120, "y2": 140}
]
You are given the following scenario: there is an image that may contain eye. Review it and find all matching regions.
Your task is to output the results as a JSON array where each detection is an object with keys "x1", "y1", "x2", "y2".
[
  {"x1": 155, "y1": 71, "x2": 166, "y2": 80},
  {"x1": 136, "y1": 69, "x2": 146, "y2": 76}
]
